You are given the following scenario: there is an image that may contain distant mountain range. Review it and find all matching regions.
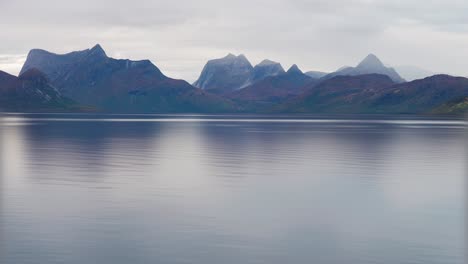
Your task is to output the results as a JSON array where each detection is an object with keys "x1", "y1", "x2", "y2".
[
  {"x1": 323, "y1": 54, "x2": 406, "y2": 83},
  {"x1": 1, "y1": 44, "x2": 467, "y2": 115}
]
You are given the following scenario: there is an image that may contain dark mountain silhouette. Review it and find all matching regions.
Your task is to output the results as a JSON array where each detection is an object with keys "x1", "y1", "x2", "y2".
[
  {"x1": 279, "y1": 74, "x2": 468, "y2": 114},
  {"x1": 279, "y1": 74, "x2": 395, "y2": 113},
  {"x1": 324, "y1": 54, "x2": 406, "y2": 83},
  {"x1": 20, "y1": 45, "x2": 235, "y2": 113},
  {"x1": 227, "y1": 64, "x2": 314, "y2": 111},
  {"x1": 369, "y1": 75, "x2": 468, "y2": 113},
  {"x1": 0, "y1": 69, "x2": 75, "y2": 111}
]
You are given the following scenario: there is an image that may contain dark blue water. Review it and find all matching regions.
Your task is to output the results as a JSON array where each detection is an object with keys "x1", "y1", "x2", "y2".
[{"x1": 0, "y1": 114, "x2": 466, "y2": 264}]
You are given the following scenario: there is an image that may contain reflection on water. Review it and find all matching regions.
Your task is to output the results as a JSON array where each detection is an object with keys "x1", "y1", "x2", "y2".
[{"x1": 0, "y1": 114, "x2": 466, "y2": 264}]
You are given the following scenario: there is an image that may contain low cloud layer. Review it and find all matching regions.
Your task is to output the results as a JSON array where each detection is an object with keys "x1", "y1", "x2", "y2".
[{"x1": 1, "y1": 0, "x2": 467, "y2": 81}]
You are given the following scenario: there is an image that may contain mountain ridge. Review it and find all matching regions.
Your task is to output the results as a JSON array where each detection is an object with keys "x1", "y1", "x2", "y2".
[
  {"x1": 3, "y1": 46, "x2": 468, "y2": 115},
  {"x1": 193, "y1": 54, "x2": 286, "y2": 94},
  {"x1": 20, "y1": 45, "x2": 236, "y2": 113},
  {"x1": 277, "y1": 74, "x2": 468, "y2": 114},
  {"x1": 227, "y1": 65, "x2": 314, "y2": 111},
  {"x1": 323, "y1": 54, "x2": 406, "y2": 83}
]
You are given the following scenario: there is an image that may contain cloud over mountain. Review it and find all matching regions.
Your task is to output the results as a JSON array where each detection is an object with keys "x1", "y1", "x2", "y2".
[{"x1": 1, "y1": 0, "x2": 467, "y2": 80}]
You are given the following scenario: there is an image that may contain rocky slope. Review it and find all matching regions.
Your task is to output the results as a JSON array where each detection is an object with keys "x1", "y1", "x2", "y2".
[
  {"x1": 0, "y1": 69, "x2": 75, "y2": 111},
  {"x1": 432, "y1": 96, "x2": 468, "y2": 115},
  {"x1": 248, "y1": 59, "x2": 285, "y2": 85},
  {"x1": 193, "y1": 55, "x2": 285, "y2": 94},
  {"x1": 193, "y1": 54, "x2": 254, "y2": 94}
]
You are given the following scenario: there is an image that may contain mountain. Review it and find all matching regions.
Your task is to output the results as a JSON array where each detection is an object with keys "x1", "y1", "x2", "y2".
[
  {"x1": 0, "y1": 69, "x2": 75, "y2": 111},
  {"x1": 20, "y1": 45, "x2": 235, "y2": 113},
  {"x1": 305, "y1": 71, "x2": 328, "y2": 79},
  {"x1": 432, "y1": 96, "x2": 468, "y2": 115},
  {"x1": 369, "y1": 75, "x2": 468, "y2": 113},
  {"x1": 280, "y1": 74, "x2": 468, "y2": 114},
  {"x1": 193, "y1": 55, "x2": 286, "y2": 94},
  {"x1": 279, "y1": 74, "x2": 395, "y2": 113},
  {"x1": 14, "y1": 46, "x2": 467, "y2": 115},
  {"x1": 227, "y1": 64, "x2": 314, "y2": 111},
  {"x1": 20, "y1": 45, "x2": 106, "y2": 82},
  {"x1": 324, "y1": 54, "x2": 406, "y2": 83},
  {"x1": 394, "y1": 65, "x2": 435, "y2": 81},
  {"x1": 193, "y1": 54, "x2": 253, "y2": 94},
  {"x1": 248, "y1": 59, "x2": 285, "y2": 85}
]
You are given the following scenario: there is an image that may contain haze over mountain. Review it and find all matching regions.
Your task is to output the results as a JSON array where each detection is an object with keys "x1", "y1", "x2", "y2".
[
  {"x1": 193, "y1": 54, "x2": 285, "y2": 94},
  {"x1": 305, "y1": 71, "x2": 328, "y2": 79},
  {"x1": 2, "y1": 0, "x2": 468, "y2": 80},
  {"x1": 325, "y1": 54, "x2": 406, "y2": 83},
  {"x1": 394, "y1": 65, "x2": 436, "y2": 81},
  {"x1": 20, "y1": 45, "x2": 235, "y2": 113}
]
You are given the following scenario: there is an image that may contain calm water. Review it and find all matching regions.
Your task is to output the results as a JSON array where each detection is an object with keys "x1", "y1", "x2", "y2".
[{"x1": 0, "y1": 114, "x2": 466, "y2": 264}]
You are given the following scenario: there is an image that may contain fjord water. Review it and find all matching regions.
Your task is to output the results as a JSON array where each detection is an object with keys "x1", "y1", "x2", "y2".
[{"x1": 0, "y1": 114, "x2": 466, "y2": 264}]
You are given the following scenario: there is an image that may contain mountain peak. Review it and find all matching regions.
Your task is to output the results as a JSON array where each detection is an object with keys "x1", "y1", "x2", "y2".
[
  {"x1": 246, "y1": 59, "x2": 285, "y2": 86},
  {"x1": 194, "y1": 54, "x2": 253, "y2": 93},
  {"x1": 357, "y1": 54, "x2": 384, "y2": 69},
  {"x1": 90, "y1": 44, "x2": 107, "y2": 57},
  {"x1": 238, "y1": 54, "x2": 247, "y2": 59},
  {"x1": 365, "y1": 53, "x2": 379, "y2": 60},
  {"x1": 258, "y1": 59, "x2": 279, "y2": 66},
  {"x1": 221, "y1": 53, "x2": 250, "y2": 64},
  {"x1": 326, "y1": 53, "x2": 405, "y2": 83},
  {"x1": 225, "y1": 53, "x2": 236, "y2": 59},
  {"x1": 287, "y1": 64, "x2": 302, "y2": 74}
]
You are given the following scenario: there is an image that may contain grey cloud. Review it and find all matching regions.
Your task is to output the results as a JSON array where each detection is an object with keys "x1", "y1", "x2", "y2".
[
  {"x1": 0, "y1": 55, "x2": 26, "y2": 63},
  {"x1": 0, "y1": 0, "x2": 467, "y2": 81},
  {"x1": 0, "y1": 55, "x2": 27, "y2": 75}
]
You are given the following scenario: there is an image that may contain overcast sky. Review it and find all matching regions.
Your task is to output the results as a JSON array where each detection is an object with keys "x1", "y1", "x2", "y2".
[{"x1": 0, "y1": 0, "x2": 467, "y2": 82}]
